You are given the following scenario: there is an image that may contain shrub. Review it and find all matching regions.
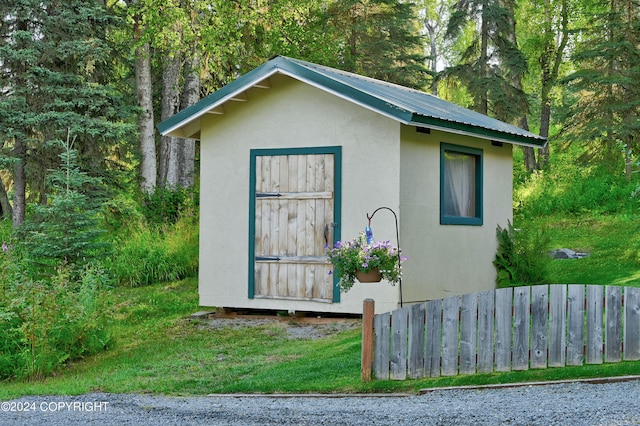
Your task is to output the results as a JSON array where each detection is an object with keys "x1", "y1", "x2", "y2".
[
  {"x1": 107, "y1": 209, "x2": 199, "y2": 287},
  {"x1": 0, "y1": 260, "x2": 111, "y2": 381},
  {"x1": 514, "y1": 156, "x2": 638, "y2": 218},
  {"x1": 141, "y1": 186, "x2": 195, "y2": 225},
  {"x1": 494, "y1": 221, "x2": 551, "y2": 287}
]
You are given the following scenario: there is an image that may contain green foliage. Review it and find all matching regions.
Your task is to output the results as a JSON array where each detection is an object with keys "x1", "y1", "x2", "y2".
[
  {"x1": 327, "y1": 232, "x2": 403, "y2": 292},
  {"x1": 0, "y1": 258, "x2": 111, "y2": 381},
  {"x1": 2, "y1": 278, "x2": 640, "y2": 398},
  {"x1": 443, "y1": 0, "x2": 528, "y2": 121},
  {"x1": 141, "y1": 186, "x2": 194, "y2": 225},
  {"x1": 494, "y1": 221, "x2": 551, "y2": 287},
  {"x1": 514, "y1": 155, "x2": 639, "y2": 218},
  {"x1": 0, "y1": 0, "x2": 137, "y2": 224},
  {"x1": 107, "y1": 210, "x2": 199, "y2": 287},
  {"x1": 560, "y1": 1, "x2": 640, "y2": 175},
  {"x1": 324, "y1": 0, "x2": 430, "y2": 90},
  {"x1": 16, "y1": 139, "x2": 111, "y2": 275}
]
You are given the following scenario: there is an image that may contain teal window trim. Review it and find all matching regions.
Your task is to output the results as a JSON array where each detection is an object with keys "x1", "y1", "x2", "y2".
[
  {"x1": 248, "y1": 146, "x2": 342, "y2": 302},
  {"x1": 440, "y1": 143, "x2": 483, "y2": 226}
]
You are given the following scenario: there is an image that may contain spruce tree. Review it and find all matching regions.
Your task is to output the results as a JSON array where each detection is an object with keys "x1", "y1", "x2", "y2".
[
  {"x1": 324, "y1": 0, "x2": 430, "y2": 89},
  {"x1": 17, "y1": 134, "x2": 110, "y2": 274},
  {"x1": 0, "y1": 0, "x2": 136, "y2": 226},
  {"x1": 444, "y1": 0, "x2": 528, "y2": 122},
  {"x1": 561, "y1": 0, "x2": 640, "y2": 178}
]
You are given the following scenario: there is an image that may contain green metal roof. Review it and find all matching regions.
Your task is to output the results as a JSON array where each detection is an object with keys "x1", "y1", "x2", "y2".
[{"x1": 158, "y1": 56, "x2": 547, "y2": 148}]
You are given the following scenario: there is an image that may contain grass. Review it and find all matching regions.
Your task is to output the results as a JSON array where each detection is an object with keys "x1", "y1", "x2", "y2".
[
  {"x1": 1, "y1": 275, "x2": 639, "y2": 400},
  {"x1": 522, "y1": 213, "x2": 640, "y2": 287}
]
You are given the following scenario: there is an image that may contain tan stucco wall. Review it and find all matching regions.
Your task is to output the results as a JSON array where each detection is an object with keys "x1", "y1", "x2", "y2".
[
  {"x1": 198, "y1": 74, "x2": 401, "y2": 314},
  {"x1": 399, "y1": 126, "x2": 513, "y2": 302}
]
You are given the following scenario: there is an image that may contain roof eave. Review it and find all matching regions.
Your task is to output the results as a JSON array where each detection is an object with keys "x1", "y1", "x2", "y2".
[
  {"x1": 409, "y1": 115, "x2": 547, "y2": 148},
  {"x1": 157, "y1": 60, "x2": 284, "y2": 138}
]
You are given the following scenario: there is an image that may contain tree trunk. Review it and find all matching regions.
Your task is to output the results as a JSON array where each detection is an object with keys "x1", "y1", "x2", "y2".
[
  {"x1": 159, "y1": 53, "x2": 183, "y2": 189},
  {"x1": 0, "y1": 176, "x2": 13, "y2": 220},
  {"x1": 537, "y1": 0, "x2": 569, "y2": 169},
  {"x1": 478, "y1": 3, "x2": 489, "y2": 115},
  {"x1": 136, "y1": 42, "x2": 157, "y2": 194},
  {"x1": 12, "y1": 139, "x2": 26, "y2": 227},
  {"x1": 178, "y1": 53, "x2": 201, "y2": 188}
]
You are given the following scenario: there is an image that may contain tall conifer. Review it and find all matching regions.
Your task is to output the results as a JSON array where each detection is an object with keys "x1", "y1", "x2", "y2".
[{"x1": 0, "y1": 0, "x2": 136, "y2": 226}]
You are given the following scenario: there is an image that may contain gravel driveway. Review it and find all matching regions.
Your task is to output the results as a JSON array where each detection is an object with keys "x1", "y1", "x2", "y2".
[{"x1": 2, "y1": 380, "x2": 639, "y2": 426}]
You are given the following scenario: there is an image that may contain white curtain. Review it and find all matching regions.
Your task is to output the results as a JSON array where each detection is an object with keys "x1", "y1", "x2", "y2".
[{"x1": 444, "y1": 152, "x2": 475, "y2": 217}]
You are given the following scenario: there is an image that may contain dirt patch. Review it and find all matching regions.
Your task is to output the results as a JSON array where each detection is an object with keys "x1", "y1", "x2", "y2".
[{"x1": 190, "y1": 316, "x2": 361, "y2": 340}]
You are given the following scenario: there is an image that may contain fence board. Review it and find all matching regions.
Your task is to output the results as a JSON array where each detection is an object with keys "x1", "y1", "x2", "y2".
[
  {"x1": 477, "y1": 290, "x2": 495, "y2": 373},
  {"x1": 548, "y1": 285, "x2": 567, "y2": 367},
  {"x1": 624, "y1": 287, "x2": 640, "y2": 360},
  {"x1": 408, "y1": 303, "x2": 426, "y2": 378},
  {"x1": 605, "y1": 286, "x2": 622, "y2": 362},
  {"x1": 531, "y1": 285, "x2": 548, "y2": 369},
  {"x1": 373, "y1": 312, "x2": 390, "y2": 379},
  {"x1": 567, "y1": 284, "x2": 585, "y2": 366},
  {"x1": 441, "y1": 296, "x2": 460, "y2": 376},
  {"x1": 586, "y1": 285, "x2": 604, "y2": 364},
  {"x1": 512, "y1": 287, "x2": 530, "y2": 370},
  {"x1": 495, "y1": 287, "x2": 513, "y2": 372},
  {"x1": 390, "y1": 307, "x2": 409, "y2": 380},
  {"x1": 371, "y1": 284, "x2": 640, "y2": 381},
  {"x1": 425, "y1": 299, "x2": 442, "y2": 377},
  {"x1": 460, "y1": 293, "x2": 478, "y2": 375}
]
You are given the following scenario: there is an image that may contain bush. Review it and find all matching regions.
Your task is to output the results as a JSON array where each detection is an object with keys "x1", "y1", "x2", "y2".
[
  {"x1": 141, "y1": 187, "x2": 195, "y2": 225},
  {"x1": 494, "y1": 221, "x2": 551, "y2": 287},
  {"x1": 0, "y1": 260, "x2": 111, "y2": 381},
  {"x1": 107, "y1": 209, "x2": 199, "y2": 287},
  {"x1": 514, "y1": 156, "x2": 638, "y2": 218}
]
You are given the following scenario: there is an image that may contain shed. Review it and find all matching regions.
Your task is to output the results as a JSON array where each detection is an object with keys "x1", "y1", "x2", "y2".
[{"x1": 158, "y1": 56, "x2": 547, "y2": 315}]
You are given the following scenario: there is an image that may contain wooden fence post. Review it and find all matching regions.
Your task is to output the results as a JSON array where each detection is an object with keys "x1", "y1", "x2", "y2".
[{"x1": 362, "y1": 298, "x2": 375, "y2": 382}]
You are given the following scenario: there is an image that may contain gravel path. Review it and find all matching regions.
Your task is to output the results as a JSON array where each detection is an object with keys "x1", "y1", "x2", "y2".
[{"x1": 1, "y1": 380, "x2": 639, "y2": 426}]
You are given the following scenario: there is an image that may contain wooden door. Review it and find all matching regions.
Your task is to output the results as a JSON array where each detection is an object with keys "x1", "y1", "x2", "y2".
[{"x1": 252, "y1": 151, "x2": 337, "y2": 302}]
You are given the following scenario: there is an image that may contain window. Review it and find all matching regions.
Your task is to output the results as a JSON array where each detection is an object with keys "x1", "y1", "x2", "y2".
[{"x1": 440, "y1": 143, "x2": 483, "y2": 225}]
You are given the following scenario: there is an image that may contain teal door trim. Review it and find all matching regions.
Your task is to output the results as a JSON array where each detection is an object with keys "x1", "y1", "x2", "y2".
[{"x1": 248, "y1": 146, "x2": 342, "y2": 303}]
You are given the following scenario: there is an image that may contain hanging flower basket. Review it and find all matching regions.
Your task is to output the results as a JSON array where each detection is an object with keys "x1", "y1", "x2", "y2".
[
  {"x1": 327, "y1": 232, "x2": 404, "y2": 292},
  {"x1": 356, "y1": 268, "x2": 383, "y2": 283}
]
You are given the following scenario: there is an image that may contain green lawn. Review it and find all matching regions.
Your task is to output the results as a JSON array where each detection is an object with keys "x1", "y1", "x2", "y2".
[
  {"x1": 2, "y1": 274, "x2": 640, "y2": 399},
  {"x1": 525, "y1": 214, "x2": 640, "y2": 287},
  {"x1": 1, "y1": 214, "x2": 639, "y2": 399}
]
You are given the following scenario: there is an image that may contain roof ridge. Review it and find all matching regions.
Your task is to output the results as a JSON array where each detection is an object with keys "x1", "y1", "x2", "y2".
[{"x1": 283, "y1": 56, "x2": 439, "y2": 110}]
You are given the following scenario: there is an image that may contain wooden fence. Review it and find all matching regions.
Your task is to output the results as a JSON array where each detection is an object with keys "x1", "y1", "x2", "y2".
[{"x1": 361, "y1": 284, "x2": 640, "y2": 381}]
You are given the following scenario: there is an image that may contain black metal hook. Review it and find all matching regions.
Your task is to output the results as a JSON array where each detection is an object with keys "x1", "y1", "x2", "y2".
[{"x1": 366, "y1": 207, "x2": 403, "y2": 307}]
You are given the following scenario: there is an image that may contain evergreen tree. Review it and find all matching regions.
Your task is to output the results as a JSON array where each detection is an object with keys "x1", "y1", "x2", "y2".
[
  {"x1": 444, "y1": 0, "x2": 528, "y2": 122},
  {"x1": 0, "y1": 0, "x2": 136, "y2": 226},
  {"x1": 561, "y1": 0, "x2": 640, "y2": 179},
  {"x1": 17, "y1": 135, "x2": 110, "y2": 274},
  {"x1": 324, "y1": 0, "x2": 431, "y2": 89}
]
